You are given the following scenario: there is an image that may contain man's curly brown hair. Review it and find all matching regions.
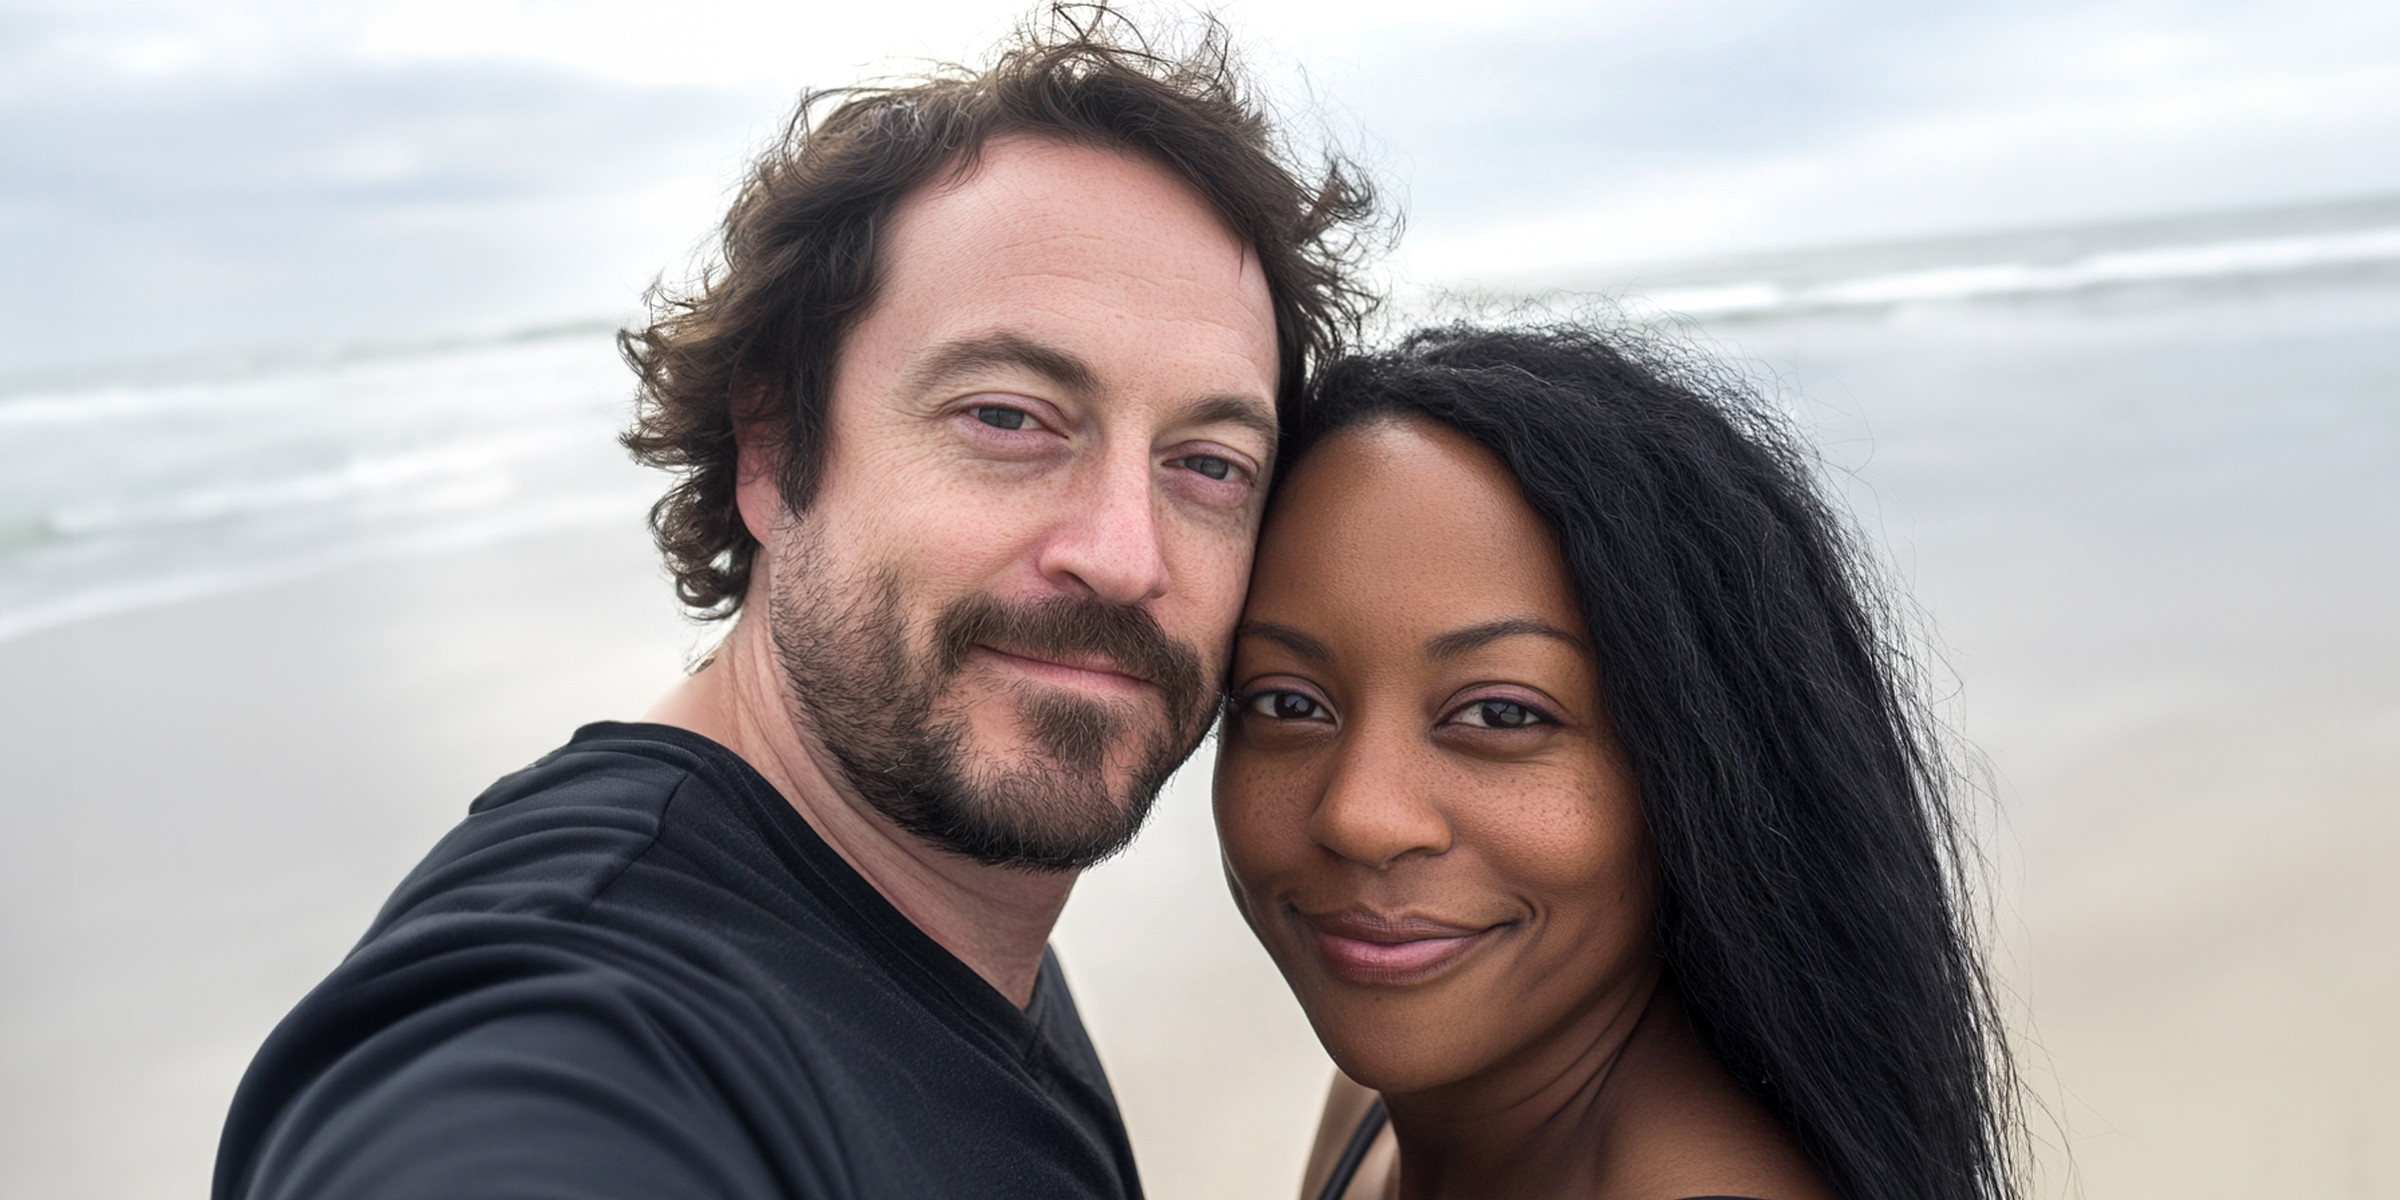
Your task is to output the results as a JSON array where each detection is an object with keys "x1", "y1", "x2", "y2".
[{"x1": 618, "y1": 5, "x2": 1381, "y2": 619}]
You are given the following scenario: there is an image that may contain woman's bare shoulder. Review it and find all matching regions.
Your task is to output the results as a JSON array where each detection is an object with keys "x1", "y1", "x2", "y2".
[{"x1": 1298, "y1": 1071, "x2": 1387, "y2": 1200}]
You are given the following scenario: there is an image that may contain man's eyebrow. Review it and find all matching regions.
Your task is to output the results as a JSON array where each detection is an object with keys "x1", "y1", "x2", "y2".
[
  {"x1": 908, "y1": 332, "x2": 1099, "y2": 397},
  {"x1": 1177, "y1": 393, "x2": 1279, "y2": 455},
  {"x1": 906, "y1": 335, "x2": 1275, "y2": 452},
  {"x1": 1235, "y1": 621, "x2": 1330, "y2": 662},
  {"x1": 1424, "y1": 618, "x2": 1590, "y2": 661}
]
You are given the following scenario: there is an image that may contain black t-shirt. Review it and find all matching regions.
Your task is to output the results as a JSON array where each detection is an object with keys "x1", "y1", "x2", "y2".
[{"x1": 213, "y1": 722, "x2": 1143, "y2": 1200}]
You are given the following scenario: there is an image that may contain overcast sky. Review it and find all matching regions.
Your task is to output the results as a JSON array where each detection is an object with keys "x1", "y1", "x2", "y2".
[{"x1": 7, "y1": 0, "x2": 2399, "y2": 377}]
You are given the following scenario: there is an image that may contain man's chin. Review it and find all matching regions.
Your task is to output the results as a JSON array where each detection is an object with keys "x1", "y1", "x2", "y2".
[
  {"x1": 889, "y1": 723, "x2": 1188, "y2": 872},
  {"x1": 903, "y1": 774, "x2": 1155, "y2": 873},
  {"x1": 942, "y1": 739, "x2": 1165, "y2": 821},
  {"x1": 942, "y1": 688, "x2": 1186, "y2": 776},
  {"x1": 835, "y1": 649, "x2": 1210, "y2": 871}
]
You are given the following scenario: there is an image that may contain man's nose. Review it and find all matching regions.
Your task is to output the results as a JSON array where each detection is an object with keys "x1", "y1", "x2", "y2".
[{"x1": 1035, "y1": 446, "x2": 1172, "y2": 605}]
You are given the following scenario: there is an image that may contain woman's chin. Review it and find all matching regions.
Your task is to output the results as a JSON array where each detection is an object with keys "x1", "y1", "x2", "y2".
[
  {"x1": 1265, "y1": 924, "x2": 1524, "y2": 1094},
  {"x1": 1300, "y1": 1001, "x2": 1496, "y2": 1097}
]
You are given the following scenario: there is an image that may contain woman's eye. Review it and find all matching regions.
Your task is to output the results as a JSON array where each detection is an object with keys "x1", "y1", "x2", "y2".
[
  {"x1": 1452, "y1": 700, "x2": 1544, "y2": 729},
  {"x1": 1176, "y1": 454, "x2": 1234, "y2": 481},
  {"x1": 1245, "y1": 690, "x2": 1329, "y2": 721},
  {"x1": 973, "y1": 405, "x2": 1030, "y2": 431}
]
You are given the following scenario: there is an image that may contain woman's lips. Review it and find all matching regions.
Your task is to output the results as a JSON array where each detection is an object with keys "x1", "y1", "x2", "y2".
[{"x1": 1299, "y1": 910, "x2": 1502, "y2": 986}]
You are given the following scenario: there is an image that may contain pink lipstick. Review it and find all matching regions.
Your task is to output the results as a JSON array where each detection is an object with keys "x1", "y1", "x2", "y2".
[{"x1": 1299, "y1": 910, "x2": 1501, "y2": 986}]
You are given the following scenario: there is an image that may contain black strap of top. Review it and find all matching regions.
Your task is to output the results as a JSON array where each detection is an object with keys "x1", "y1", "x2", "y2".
[{"x1": 1312, "y1": 1096, "x2": 1388, "y2": 1200}]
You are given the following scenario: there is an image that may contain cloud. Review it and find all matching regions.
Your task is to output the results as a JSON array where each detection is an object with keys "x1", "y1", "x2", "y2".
[
  {"x1": 2, "y1": 4, "x2": 770, "y2": 376},
  {"x1": 6, "y1": 0, "x2": 2397, "y2": 371},
  {"x1": 1325, "y1": 0, "x2": 2400, "y2": 276}
]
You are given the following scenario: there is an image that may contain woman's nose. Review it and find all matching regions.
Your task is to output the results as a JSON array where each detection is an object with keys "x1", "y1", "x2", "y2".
[{"x1": 1306, "y1": 726, "x2": 1452, "y2": 868}]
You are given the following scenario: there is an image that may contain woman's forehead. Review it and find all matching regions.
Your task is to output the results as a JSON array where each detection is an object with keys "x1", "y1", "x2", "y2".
[{"x1": 1247, "y1": 418, "x2": 1586, "y2": 646}]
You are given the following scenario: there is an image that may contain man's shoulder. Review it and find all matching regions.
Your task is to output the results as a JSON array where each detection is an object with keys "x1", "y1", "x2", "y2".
[
  {"x1": 475, "y1": 720, "x2": 729, "y2": 809},
  {"x1": 366, "y1": 721, "x2": 752, "y2": 933}
]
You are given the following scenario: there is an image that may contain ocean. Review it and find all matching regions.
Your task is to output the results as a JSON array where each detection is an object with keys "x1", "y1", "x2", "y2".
[
  {"x1": 6, "y1": 195, "x2": 2395, "y2": 653},
  {"x1": 0, "y1": 324, "x2": 655, "y2": 645}
]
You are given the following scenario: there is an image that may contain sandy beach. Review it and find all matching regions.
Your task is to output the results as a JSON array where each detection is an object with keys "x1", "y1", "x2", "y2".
[
  {"x1": 3, "y1": 261, "x2": 2395, "y2": 1198},
  {"x1": 0, "y1": 523, "x2": 695, "y2": 1198}
]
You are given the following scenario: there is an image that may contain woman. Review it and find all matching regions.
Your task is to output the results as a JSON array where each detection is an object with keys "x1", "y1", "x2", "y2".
[{"x1": 1214, "y1": 324, "x2": 2019, "y2": 1200}]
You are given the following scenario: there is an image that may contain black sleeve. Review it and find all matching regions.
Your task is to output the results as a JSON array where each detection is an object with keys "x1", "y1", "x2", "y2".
[
  {"x1": 217, "y1": 936, "x2": 850, "y2": 1200},
  {"x1": 249, "y1": 1014, "x2": 766, "y2": 1199}
]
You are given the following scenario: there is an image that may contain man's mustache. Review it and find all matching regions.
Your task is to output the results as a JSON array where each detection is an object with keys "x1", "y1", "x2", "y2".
[{"x1": 934, "y1": 594, "x2": 1206, "y2": 715}]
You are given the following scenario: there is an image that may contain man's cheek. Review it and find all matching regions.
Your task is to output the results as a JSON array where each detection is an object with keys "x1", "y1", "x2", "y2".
[
  {"x1": 897, "y1": 499, "x2": 1028, "y2": 576},
  {"x1": 1185, "y1": 531, "x2": 1259, "y2": 626}
]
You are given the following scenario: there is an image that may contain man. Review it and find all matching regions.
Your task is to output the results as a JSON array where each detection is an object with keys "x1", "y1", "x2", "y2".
[{"x1": 212, "y1": 13, "x2": 1374, "y2": 1199}]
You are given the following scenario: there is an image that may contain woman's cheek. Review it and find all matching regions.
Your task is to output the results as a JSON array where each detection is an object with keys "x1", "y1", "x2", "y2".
[
  {"x1": 1238, "y1": 793, "x2": 1312, "y2": 885},
  {"x1": 1213, "y1": 750, "x2": 1291, "y2": 896},
  {"x1": 1458, "y1": 764, "x2": 1636, "y2": 892}
]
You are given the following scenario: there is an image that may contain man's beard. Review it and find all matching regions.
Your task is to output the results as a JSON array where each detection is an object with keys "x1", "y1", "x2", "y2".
[{"x1": 768, "y1": 536, "x2": 1212, "y2": 873}]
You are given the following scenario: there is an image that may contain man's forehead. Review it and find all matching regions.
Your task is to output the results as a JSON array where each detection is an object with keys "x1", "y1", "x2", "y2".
[
  {"x1": 850, "y1": 136, "x2": 1281, "y2": 418},
  {"x1": 887, "y1": 135, "x2": 1265, "y2": 297}
]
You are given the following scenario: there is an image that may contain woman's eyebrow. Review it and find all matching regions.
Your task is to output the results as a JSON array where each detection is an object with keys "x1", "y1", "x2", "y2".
[
  {"x1": 1235, "y1": 620, "x2": 1331, "y2": 662},
  {"x1": 1424, "y1": 618, "x2": 1588, "y2": 661}
]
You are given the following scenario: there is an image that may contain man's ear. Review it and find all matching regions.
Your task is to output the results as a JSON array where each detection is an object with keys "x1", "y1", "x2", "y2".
[{"x1": 731, "y1": 378, "x2": 789, "y2": 544}]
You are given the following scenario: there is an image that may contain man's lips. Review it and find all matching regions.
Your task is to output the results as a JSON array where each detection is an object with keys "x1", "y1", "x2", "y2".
[
  {"x1": 1299, "y1": 910, "x2": 1504, "y2": 986},
  {"x1": 976, "y1": 645, "x2": 1154, "y2": 696}
]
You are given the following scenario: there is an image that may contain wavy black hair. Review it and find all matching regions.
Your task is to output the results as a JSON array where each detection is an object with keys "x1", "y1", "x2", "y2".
[
  {"x1": 1283, "y1": 322, "x2": 2021, "y2": 1200},
  {"x1": 620, "y1": 3, "x2": 1379, "y2": 618}
]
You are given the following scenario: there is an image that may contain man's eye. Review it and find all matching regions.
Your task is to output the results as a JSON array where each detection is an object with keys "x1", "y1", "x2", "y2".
[
  {"x1": 1452, "y1": 700, "x2": 1544, "y2": 729},
  {"x1": 1176, "y1": 454, "x2": 1234, "y2": 481},
  {"x1": 1244, "y1": 690, "x2": 1328, "y2": 721},
  {"x1": 974, "y1": 406, "x2": 1030, "y2": 431}
]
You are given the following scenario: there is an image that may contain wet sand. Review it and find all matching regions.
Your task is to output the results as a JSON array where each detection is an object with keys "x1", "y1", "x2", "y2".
[
  {"x1": 3, "y1": 282, "x2": 2395, "y2": 1199},
  {"x1": 1718, "y1": 280, "x2": 2400, "y2": 1197},
  {"x1": 0, "y1": 523, "x2": 699, "y2": 1199}
]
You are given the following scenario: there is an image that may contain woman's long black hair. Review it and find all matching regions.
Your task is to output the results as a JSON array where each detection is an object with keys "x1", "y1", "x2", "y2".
[{"x1": 1282, "y1": 322, "x2": 2020, "y2": 1200}]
